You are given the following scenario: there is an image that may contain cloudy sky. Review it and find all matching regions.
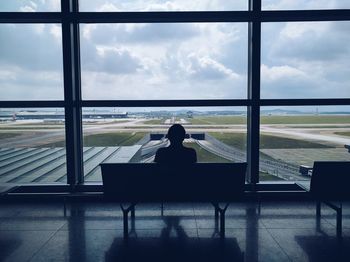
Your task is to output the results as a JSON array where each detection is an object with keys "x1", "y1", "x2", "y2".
[{"x1": 0, "y1": 0, "x2": 349, "y2": 104}]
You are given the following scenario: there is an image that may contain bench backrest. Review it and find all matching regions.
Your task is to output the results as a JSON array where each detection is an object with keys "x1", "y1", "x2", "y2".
[
  {"x1": 310, "y1": 161, "x2": 350, "y2": 200},
  {"x1": 101, "y1": 163, "x2": 247, "y2": 202}
]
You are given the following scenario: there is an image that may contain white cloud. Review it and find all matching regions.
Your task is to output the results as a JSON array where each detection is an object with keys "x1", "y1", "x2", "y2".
[
  {"x1": 261, "y1": 64, "x2": 306, "y2": 81},
  {"x1": 19, "y1": 5, "x2": 36, "y2": 12},
  {"x1": 187, "y1": 54, "x2": 241, "y2": 80},
  {"x1": 49, "y1": 25, "x2": 62, "y2": 40},
  {"x1": 263, "y1": 0, "x2": 348, "y2": 10},
  {"x1": 80, "y1": 0, "x2": 247, "y2": 11}
]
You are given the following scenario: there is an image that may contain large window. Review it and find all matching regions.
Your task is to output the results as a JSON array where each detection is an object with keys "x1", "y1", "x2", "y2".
[
  {"x1": 0, "y1": 108, "x2": 67, "y2": 184},
  {"x1": 261, "y1": 21, "x2": 350, "y2": 99},
  {"x1": 1, "y1": 0, "x2": 349, "y2": 189},
  {"x1": 259, "y1": 106, "x2": 350, "y2": 182},
  {"x1": 0, "y1": 24, "x2": 64, "y2": 100},
  {"x1": 80, "y1": 23, "x2": 248, "y2": 100},
  {"x1": 82, "y1": 107, "x2": 247, "y2": 182}
]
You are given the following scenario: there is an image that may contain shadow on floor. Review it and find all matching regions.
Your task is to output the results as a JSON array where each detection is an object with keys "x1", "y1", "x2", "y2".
[{"x1": 106, "y1": 216, "x2": 243, "y2": 262}]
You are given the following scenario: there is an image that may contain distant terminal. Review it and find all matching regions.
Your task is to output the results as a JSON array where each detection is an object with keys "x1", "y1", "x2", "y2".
[{"x1": 0, "y1": 111, "x2": 128, "y2": 121}]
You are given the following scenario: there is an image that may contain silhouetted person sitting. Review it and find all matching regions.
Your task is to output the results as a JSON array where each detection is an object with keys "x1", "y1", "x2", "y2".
[{"x1": 154, "y1": 124, "x2": 197, "y2": 164}]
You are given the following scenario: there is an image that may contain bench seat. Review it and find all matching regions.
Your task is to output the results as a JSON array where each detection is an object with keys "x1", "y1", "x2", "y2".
[{"x1": 101, "y1": 163, "x2": 247, "y2": 238}]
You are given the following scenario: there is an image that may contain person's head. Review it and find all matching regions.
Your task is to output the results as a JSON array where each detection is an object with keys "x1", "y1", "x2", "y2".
[{"x1": 167, "y1": 124, "x2": 186, "y2": 145}]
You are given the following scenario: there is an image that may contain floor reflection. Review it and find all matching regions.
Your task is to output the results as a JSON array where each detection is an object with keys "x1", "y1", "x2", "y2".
[{"x1": 105, "y1": 215, "x2": 243, "y2": 262}]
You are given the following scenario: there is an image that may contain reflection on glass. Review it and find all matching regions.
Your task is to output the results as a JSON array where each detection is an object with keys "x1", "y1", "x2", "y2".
[
  {"x1": 259, "y1": 106, "x2": 350, "y2": 182},
  {"x1": 80, "y1": 23, "x2": 248, "y2": 100},
  {"x1": 0, "y1": 108, "x2": 67, "y2": 184},
  {"x1": 79, "y1": 0, "x2": 248, "y2": 11},
  {"x1": 81, "y1": 107, "x2": 247, "y2": 182},
  {"x1": 0, "y1": 24, "x2": 64, "y2": 100},
  {"x1": 261, "y1": 21, "x2": 350, "y2": 99}
]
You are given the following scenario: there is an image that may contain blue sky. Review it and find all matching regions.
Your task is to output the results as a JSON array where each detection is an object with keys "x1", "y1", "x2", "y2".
[{"x1": 0, "y1": 0, "x2": 349, "y2": 102}]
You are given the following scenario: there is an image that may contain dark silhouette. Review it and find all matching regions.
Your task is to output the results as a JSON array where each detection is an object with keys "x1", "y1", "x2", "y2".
[{"x1": 154, "y1": 124, "x2": 197, "y2": 164}]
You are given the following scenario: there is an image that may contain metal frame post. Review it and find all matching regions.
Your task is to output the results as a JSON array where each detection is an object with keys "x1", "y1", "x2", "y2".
[
  {"x1": 247, "y1": 0, "x2": 261, "y2": 184},
  {"x1": 61, "y1": 0, "x2": 84, "y2": 188}
]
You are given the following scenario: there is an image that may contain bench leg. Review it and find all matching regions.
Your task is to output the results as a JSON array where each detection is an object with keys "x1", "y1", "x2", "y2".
[
  {"x1": 120, "y1": 203, "x2": 137, "y2": 239},
  {"x1": 122, "y1": 209, "x2": 129, "y2": 239},
  {"x1": 323, "y1": 201, "x2": 343, "y2": 238},
  {"x1": 337, "y1": 204, "x2": 342, "y2": 239},
  {"x1": 63, "y1": 197, "x2": 67, "y2": 217},
  {"x1": 316, "y1": 201, "x2": 321, "y2": 218},
  {"x1": 215, "y1": 207, "x2": 219, "y2": 220},
  {"x1": 212, "y1": 203, "x2": 230, "y2": 238},
  {"x1": 161, "y1": 202, "x2": 164, "y2": 217},
  {"x1": 131, "y1": 206, "x2": 135, "y2": 220},
  {"x1": 219, "y1": 209, "x2": 226, "y2": 239}
]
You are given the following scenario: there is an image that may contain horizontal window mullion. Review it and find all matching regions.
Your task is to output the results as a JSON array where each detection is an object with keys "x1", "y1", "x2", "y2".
[
  {"x1": 261, "y1": 10, "x2": 350, "y2": 22},
  {"x1": 0, "y1": 101, "x2": 65, "y2": 108},
  {"x1": 0, "y1": 12, "x2": 62, "y2": 23},
  {"x1": 1, "y1": 10, "x2": 350, "y2": 24},
  {"x1": 77, "y1": 11, "x2": 252, "y2": 23},
  {"x1": 81, "y1": 100, "x2": 251, "y2": 107}
]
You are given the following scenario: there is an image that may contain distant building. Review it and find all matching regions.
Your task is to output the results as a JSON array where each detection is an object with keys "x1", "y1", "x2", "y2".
[{"x1": 187, "y1": 111, "x2": 193, "y2": 118}]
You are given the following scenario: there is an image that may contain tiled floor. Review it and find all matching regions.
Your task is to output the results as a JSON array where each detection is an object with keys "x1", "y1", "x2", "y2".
[{"x1": 1, "y1": 201, "x2": 350, "y2": 262}]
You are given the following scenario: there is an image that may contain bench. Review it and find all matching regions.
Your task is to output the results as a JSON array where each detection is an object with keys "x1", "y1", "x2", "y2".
[
  {"x1": 100, "y1": 163, "x2": 247, "y2": 238},
  {"x1": 299, "y1": 161, "x2": 350, "y2": 238}
]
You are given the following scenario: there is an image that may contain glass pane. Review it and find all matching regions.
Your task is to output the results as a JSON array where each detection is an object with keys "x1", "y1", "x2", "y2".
[
  {"x1": 263, "y1": 0, "x2": 350, "y2": 10},
  {"x1": 261, "y1": 22, "x2": 350, "y2": 99},
  {"x1": 79, "y1": 0, "x2": 248, "y2": 11},
  {"x1": 0, "y1": 24, "x2": 64, "y2": 100},
  {"x1": 259, "y1": 106, "x2": 350, "y2": 182},
  {"x1": 80, "y1": 23, "x2": 248, "y2": 100},
  {"x1": 82, "y1": 107, "x2": 247, "y2": 183},
  {"x1": 0, "y1": 108, "x2": 67, "y2": 184},
  {"x1": 0, "y1": 0, "x2": 60, "y2": 12}
]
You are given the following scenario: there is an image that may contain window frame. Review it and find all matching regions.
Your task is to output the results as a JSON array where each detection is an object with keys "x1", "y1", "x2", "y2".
[{"x1": 0, "y1": 0, "x2": 349, "y2": 191}]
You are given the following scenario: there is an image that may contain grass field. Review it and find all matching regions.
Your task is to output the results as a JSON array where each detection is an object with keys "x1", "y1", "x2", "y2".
[
  {"x1": 261, "y1": 115, "x2": 350, "y2": 124},
  {"x1": 209, "y1": 132, "x2": 333, "y2": 149},
  {"x1": 142, "y1": 119, "x2": 165, "y2": 125},
  {"x1": 0, "y1": 126, "x2": 64, "y2": 130},
  {"x1": 83, "y1": 132, "x2": 146, "y2": 146},
  {"x1": 188, "y1": 116, "x2": 246, "y2": 125},
  {"x1": 290, "y1": 125, "x2": 350, "y2": 129},
  {"x1": 334, "y1": 132, "x2": 350, "y2": 137},
  {"x1": 43, "y1": 132, "x2": 146, "y2": 147},
  {"x1": 259, "y1": 171, "x2": 284, "y2": 181},
  {"x1": 187, "y1": 115, "x2": 350, "y2": 125},
  {"x1": 0, "y1": 132, "x2": 21, "y2": 140},
  {"x1": 184, "y1": 143, "x2": 232, "y2": 163}
]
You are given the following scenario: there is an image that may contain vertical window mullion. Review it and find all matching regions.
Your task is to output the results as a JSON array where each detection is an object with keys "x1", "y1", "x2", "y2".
[
  {"x1": 247, "y1": 0, "x2": 261, "y2": 184},
  {"x1": 62, "y1": 0, "x2": 83, "y2": 188}
]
